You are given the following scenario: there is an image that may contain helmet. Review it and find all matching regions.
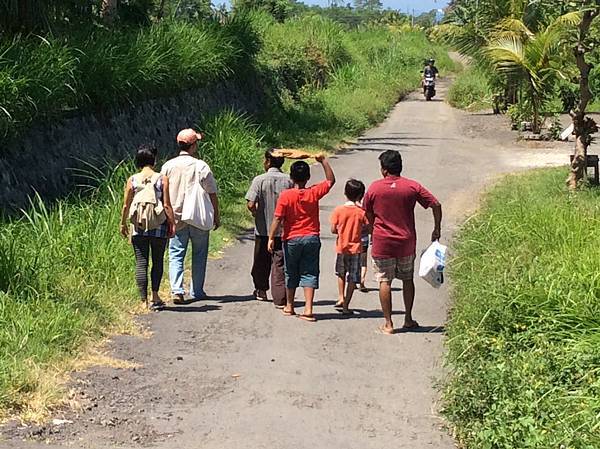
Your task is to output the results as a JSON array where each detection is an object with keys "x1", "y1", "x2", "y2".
[{"x1": 428, "y1": 58, "x2": 435, "y2": 64}]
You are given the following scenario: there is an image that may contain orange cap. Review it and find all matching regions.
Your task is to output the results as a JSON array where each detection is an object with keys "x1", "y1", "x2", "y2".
[{"x1": 177, "y1": 128, "x2": 202, "y2": 145}]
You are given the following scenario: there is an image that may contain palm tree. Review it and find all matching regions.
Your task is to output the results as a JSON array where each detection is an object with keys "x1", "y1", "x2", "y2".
[{"x1": 485, "y1": 13, "x2": 579, "y2": 133}]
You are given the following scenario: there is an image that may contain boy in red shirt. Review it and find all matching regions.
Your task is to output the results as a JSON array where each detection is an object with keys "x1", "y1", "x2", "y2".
[
  {"x1": 268, "y1": 155, "x2": 335, "y2": 322},
  {"x1": 330, "y1": 179, "x2": 369, "y2": 314},
  {"x1": 363, "y1": 150, "x2": 442, "y2": 334}
]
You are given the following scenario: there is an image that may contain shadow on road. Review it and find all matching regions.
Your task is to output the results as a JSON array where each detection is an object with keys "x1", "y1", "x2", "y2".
[
  {"x1": 162, "y1": 304, "x2": 222, "y2": 313},
  {"x1": 396, "y1": 325, "x2": 445, "y2": 334}
]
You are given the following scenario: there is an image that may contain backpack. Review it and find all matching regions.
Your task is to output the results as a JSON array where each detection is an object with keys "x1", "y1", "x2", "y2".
[{"x1": 129, "y1": 173, "x2": 166, "y2": 232}]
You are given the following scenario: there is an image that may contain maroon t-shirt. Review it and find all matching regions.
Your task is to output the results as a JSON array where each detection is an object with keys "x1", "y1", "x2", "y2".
[{"x1": 363, "y1": 176, "x2": 439, "y2": 258}]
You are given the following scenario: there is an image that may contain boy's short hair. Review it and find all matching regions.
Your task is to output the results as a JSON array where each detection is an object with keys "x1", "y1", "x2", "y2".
[
  {"x1": 265, "y1": 149, "x2": 285, "y2": 169},
  {"x1": 379, "y1": 150, "x2": 402, "y2": 176},
  {"x1": 135, "y1": 145, "x2": 158, "y2": 169},
  {"x1": 290, "y1": 161, "x2": 311, "y2": 183},
  {"x1": 344, "y1": 179, "x2": 365, "y2": 202}
]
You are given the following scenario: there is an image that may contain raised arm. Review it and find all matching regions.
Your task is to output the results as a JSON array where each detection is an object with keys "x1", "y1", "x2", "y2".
[
  {"x1": 315, "y1": 154, "x2": 335, "y2": 186},
  {"x1": 431, "y1": 203, "x2": 442, "y2": 242}
]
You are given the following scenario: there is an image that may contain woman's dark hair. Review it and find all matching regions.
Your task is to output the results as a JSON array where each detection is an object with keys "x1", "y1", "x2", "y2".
[
  {"x1": 265, "y1": 149, "x2": 285, "y2": 169},
  {"x1": 345, "y1": 179, "x2": 365, "y2": 202},
  {"x1": 135, "y1": 145, "x2": 158, "y2": 169},
  {"x1": 290, "y1": 161, "x2": 311, "y2": 183},
  {"x1": 378, "y1": 150, "x2": 402, "y2": 176}
]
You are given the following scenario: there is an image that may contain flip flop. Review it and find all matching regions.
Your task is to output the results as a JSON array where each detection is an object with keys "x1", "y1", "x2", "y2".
[
  {"x1": 282, "y1": 309, "x2": 296, "y2": 316},
  {"x1": 297, "y1": 314, "x2": 317, "y2": 322},
  {"x1": 253, "y1": 290, "x2": 268, "y2": 301},
  {"x1": 334, "y1": 302, "x2": 344, "y2": 309}
]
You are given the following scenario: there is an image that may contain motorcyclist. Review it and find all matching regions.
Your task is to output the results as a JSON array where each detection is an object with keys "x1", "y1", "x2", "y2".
[{"x1": 422, "y1": 58, "x2": 439, "y2": 94}]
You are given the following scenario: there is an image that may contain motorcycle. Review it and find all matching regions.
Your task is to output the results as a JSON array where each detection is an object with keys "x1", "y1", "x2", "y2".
[{"x1": 424, "y1": 75, "x2": 436, "y2": 101}]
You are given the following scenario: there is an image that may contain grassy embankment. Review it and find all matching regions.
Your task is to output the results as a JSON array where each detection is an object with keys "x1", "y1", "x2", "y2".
[
  {"x1": 447, "y1": 66, "x2": 493, "y2": 111},
  {"x1": 445, "y1": 168, "x2": 600, "y2": 449},
  {"x1": 0, "y1": 16, "x2": 456, "y2": 420}
]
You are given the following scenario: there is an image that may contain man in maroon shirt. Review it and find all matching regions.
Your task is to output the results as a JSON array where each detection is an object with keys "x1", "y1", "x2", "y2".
[{"x1": 363, "y1": 150, "x2": 442, "y2": 334}]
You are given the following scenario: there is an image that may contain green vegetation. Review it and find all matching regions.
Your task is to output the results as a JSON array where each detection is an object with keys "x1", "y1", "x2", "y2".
[
  {"x1": 0, "y1": 19, "x2": 258, "y2": 141},
  {"x1": 447, "y1": 67, "x2": 493, "y2": 111},
  {"x1": 0, "y1": 11, "x2": 454, "y2": 419},
  {"x1": 445, "y1": 167, "x2": 600, "y2": 449}
]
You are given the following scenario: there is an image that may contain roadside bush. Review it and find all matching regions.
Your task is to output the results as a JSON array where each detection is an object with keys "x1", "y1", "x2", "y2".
[
  {"x1": 258, "y1": 15, "x2": 353, "y2": 97},
  {"x1": 445, "y1": 168, "x2": 600, "y2": 449},
  {"x1": 447, "y1": 66, "x2": 493, "y2": 111}
]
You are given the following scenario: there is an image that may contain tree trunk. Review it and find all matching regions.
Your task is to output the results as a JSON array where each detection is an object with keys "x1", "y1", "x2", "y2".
[
  {"x1": 567, "y1": 7, "x2": 599, "y2": 190},
  {"x1": 100, "y1": 0, "x2": 118, "y2": 24}
]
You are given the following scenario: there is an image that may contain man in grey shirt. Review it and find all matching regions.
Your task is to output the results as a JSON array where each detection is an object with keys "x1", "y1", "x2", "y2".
[{"x1": 246, "y1": 150, "x2": 292, "y2": 307}]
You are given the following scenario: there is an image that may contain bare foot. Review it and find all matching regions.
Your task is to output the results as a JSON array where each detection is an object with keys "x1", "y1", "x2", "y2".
[
  {"x1": 282, "y1": 308, "x2": 296, "y2": 316},
  {"x1": 378, "y1": 324, "x2": 395, "y2": 335},
  {"x1": 402, "y1": 320, "x2": 420, "y2": 330},
  {"x1": 298, "y1": 314, "x2": 317, "y2": 322},
  {"x1": 334, "y1": 300, "x2": 344, "y2": 308}
]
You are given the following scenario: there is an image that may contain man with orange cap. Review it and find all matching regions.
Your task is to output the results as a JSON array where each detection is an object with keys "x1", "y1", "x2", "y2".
[{"x1": 161, "y1": 129, "x2": 220, "y2": 303}]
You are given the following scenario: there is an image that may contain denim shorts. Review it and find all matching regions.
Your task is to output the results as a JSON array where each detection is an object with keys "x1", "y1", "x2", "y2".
[{"x1": 283, "y1": 235, "x2": 321, "y2": 289}]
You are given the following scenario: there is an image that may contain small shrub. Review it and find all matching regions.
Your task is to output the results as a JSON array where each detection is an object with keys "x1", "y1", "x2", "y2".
[{"x1": 447, "y1": 67, "x2": 493, "y2": 111}]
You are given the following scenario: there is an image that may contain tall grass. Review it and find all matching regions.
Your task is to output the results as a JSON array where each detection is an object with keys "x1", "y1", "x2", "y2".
[
  {"x1": 0, "y1": 168, "x2": 136, "y2": 420},
  {"x1": 445, "y1": 168, "x2": 600, "y2": 449},
  {"x1": 0, "y1": 18, "x2": 257, "y2": 142},
  {"x1": 447, "y1": 66, "x2": 493, "y2": 111}
]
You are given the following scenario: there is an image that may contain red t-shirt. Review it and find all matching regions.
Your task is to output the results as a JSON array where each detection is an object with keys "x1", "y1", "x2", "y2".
[
  {"x1": 274, "y1": 180, "x2": 334, "y2": 241},
  {"x1": 330, "y1": 203, "x2": 369, "y2": 255},
  {"x1": 363, "y1": 176, "x2": 439, "y2": 258}
]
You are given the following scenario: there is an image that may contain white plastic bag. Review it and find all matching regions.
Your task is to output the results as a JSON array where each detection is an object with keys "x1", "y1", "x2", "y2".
[
  {"x1": 418, "y1": 241, "x2": 447, "y2": 288},
  {"x1": 181, "y1": 163, "x2": 214, "y2": 231}
]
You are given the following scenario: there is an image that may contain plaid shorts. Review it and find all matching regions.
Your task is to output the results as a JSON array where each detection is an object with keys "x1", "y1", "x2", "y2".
[
  {"x1": 372, "y1": 255, "x2": 416, "y2": 283},
  {"x1": 335, "y1": 253, "x2": 361, "y2": 284}
]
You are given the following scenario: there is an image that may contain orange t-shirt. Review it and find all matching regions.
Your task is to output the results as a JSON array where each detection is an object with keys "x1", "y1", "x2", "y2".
[{"x1": 330, "y1": 203, "x2": 369, "y2": 255}]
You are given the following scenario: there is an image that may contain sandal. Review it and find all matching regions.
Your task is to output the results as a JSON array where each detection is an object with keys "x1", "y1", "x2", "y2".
[
  {"x1": 150, "y1": 300, "x2": 166, "y2": 311},
  {"x1": 253, "y1": 290, "x2": 268, "y2": 301},
  {"x1": 297, "y1": 314, "x2": 317, "y2": 322},
  {"x1": 172, "y1": 294, "x2": 186, "y2": 305}
]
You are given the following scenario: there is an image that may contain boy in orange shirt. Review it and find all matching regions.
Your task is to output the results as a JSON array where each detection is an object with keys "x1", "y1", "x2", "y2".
[{"x1": 330, "y1": 179, "x2": 369, "y2": 314}]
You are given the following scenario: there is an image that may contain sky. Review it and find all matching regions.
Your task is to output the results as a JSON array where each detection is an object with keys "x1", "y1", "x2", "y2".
[{"x1": 304, "y1": 0, "x2": 450, "y2": 14}]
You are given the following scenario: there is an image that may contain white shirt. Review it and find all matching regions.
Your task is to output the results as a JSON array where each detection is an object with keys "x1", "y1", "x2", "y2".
[{"x1": 161, "y1": 153, "x2": 218, "y2": 228}]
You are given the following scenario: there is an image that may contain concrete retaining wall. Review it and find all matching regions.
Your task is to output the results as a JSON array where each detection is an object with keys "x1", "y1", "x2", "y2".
[{"x1": 0, "y1": 78, "x2": 265, "y2": 211}]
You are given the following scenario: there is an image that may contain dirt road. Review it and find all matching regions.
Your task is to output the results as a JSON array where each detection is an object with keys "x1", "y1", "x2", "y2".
[{"x1": 3, "y1": 79, "x2": 570, "y2": 449}]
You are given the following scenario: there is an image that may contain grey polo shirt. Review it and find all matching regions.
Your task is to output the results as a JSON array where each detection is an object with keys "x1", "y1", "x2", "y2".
[{"x1": 245, "y1": 168, "x2": 292, "y2": 237}]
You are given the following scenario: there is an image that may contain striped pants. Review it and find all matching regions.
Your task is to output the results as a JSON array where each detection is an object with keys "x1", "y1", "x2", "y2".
[{"x1": 132, "y1": 235, "x2": 167, "y2": 300}]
